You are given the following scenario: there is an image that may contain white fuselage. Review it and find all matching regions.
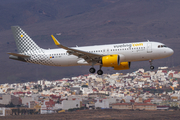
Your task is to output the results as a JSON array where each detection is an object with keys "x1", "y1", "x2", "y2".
[
  {"x1": 25, "y1": 41, "x2": 173, "y2": 67},
  {"x1": 9, "y1": 26, "x2": 174, "y2": 75}
]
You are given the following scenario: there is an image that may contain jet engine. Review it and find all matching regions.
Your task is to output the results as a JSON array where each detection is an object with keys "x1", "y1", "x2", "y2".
[
  {"x1": 101, "y1": 54, "x2": 130, "y2": 70},
  {"x1": 113, "y1": 62, "x2": 131, "y2": 70},
  {"x1": 101, "y1": 54, "x2": 120, "y2": 67}
]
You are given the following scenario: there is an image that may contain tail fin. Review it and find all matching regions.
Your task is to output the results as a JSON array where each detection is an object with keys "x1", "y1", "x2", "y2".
[{"x1": 11, "y1": 26, "x2": 41, "y2": 53}]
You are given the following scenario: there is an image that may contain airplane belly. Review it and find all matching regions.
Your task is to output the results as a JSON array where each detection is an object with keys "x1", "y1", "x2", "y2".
[
  {"x1": 126, "y1": 49, "x2": 149, "y2": 61},
  {"x1": 150, "y1": 49, "x2": 168, "y2": 60},
  {"x1": 132, "y1": 49, "x2": 166, "y2": 61},
  {"x1": 127, "y1": 50, "x2": 143, "y2": 61},
  {"x1": 128, "y1": 53, "x2": 141, "y2": 61},
  {"x1": 51, "y1": 56, "x2": 79, "y2": 66}
]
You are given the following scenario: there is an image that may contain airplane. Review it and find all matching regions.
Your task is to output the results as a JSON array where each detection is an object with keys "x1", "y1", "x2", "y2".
[{"x1": 8, "y1": 26, "x2": 174, "y2": 75}]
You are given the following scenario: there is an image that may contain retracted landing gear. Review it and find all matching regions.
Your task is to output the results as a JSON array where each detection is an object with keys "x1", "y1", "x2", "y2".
[{"x1": 149, "y1": 60, "x2": 155, "y2": 70}]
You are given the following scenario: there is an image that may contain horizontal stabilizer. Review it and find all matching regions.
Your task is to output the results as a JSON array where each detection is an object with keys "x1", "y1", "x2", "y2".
[{"x1": 7, "y1": 52, "x2": 30, "y2": 58}]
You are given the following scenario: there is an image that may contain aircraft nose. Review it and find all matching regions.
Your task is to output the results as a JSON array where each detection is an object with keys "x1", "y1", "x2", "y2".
[{"x1": 168, "y1": 48, "x2": 174, "y2": 56}]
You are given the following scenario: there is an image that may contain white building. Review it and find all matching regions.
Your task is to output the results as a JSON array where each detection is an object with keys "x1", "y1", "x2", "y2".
[
  {"x1": 0, "y1": 108, "x2": 11, "y2": 116},
  {"x1": 61, "y1": 100, "x2": 80, "y2": 110},
  {"x1": 41, "y1": 100, "x2": 55, "y2": 114},
  {"x1": 82, "y1": 88, "x2": 93, "y2": 95},
  {"x1": 95, "y1": 99, "x2": 109, "y2": 109},
  {"x1": 21, "y1": 97, "x2": 34, "y2": 106}
]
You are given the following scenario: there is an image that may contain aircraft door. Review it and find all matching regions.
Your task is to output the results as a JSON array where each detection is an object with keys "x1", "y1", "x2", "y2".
[{"x1": 147, "y1": 43, "x2": 152, "y2": 53}]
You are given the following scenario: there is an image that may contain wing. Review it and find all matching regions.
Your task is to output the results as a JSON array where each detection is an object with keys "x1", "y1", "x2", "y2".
[{"x1": 51, "y1": 35, "x2": 103, "y2": 63}]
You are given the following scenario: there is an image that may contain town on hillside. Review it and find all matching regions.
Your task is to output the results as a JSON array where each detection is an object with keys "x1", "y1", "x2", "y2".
[{"x1": 0, "y1": 67, "x2": 180, "y2": 116}]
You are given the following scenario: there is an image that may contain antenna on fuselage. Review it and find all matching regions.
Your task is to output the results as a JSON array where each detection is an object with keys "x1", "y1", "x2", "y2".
[{"x1": 147, "y1": 39, "x2": 150, "y2": 42}]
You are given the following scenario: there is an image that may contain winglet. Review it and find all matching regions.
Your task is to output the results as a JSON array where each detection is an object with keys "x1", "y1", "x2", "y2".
[{"x1": 51, "y1": 35, "x2": 60, "y2": 45}]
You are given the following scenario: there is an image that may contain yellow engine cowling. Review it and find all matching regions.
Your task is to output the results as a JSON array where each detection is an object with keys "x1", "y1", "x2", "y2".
[
  {"x1": 101, "y1": 54, "x2": 130, "y2": 70},
  {"x1": 113, "y1": 62, "x2": 131, "y2": 70},
  {"x1": 101, "y1": 54, "x2": 120, "y2": 67}
]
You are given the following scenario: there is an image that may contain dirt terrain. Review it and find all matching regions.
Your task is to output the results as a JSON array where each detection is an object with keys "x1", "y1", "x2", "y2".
[{"x1": 1, "y1": 109, "x2": 180, "y2": 120}]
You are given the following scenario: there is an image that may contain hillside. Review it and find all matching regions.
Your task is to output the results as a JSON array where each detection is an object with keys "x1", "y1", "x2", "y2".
[{"x1": 0, "y1": 0, "x2": 180, "y2": 83}]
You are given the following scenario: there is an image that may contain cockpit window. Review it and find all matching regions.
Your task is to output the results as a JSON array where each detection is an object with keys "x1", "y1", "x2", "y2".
[{"x1": 158, "y1": 45, "x2": 167, "y2": 48}]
